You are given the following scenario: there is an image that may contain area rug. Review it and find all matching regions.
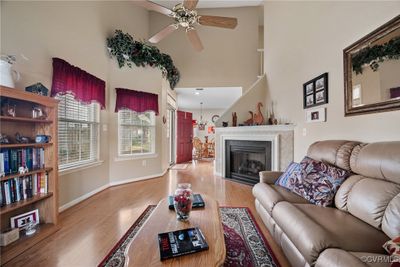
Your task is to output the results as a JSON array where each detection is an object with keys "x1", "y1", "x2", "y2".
[
  {"x1": 171, "y1": 164, "x2": 189, "y2": 170},
  {"x1": 98, "y1": 206, "x2": 280, "y2": 267}
]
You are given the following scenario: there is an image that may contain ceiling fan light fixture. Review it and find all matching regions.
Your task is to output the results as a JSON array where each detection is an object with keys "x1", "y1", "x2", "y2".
[{"x1": 142, "y1": 0, "x2": 238, "y2": 51}]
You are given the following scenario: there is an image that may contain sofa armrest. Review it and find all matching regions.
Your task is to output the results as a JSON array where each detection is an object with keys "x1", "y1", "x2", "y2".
[
  {"x1": 316, "y1": 249, "x2": 368, "y2": 267},
  {"x1": 259, "y1": 171, "x2": 283, "y2": 184}
]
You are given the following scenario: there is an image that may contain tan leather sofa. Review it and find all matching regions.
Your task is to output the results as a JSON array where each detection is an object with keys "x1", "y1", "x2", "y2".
[{"x1": 252, "y1": 140, "x2": 400, "y2": 267}]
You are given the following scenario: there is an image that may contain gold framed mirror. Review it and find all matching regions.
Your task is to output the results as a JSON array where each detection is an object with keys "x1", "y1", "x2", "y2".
[{"x1": 344, "y1": 15, "x2": 400, "y2": 116}]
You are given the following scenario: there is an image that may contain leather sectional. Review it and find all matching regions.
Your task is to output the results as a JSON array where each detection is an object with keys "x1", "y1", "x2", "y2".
[{"x1": 253, "y1": 140, "x2": 400, "y2": 267}]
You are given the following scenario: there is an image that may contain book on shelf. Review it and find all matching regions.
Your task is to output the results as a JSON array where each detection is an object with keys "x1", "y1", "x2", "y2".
[
  {"x1": 158, "y1": 227, "x2": 209, "y2": 261},
  {"x1": 0, "y1": 148, "x2": 45, "y2": 175},
  {"x1": 168, "y1": 194, "x2": 205, "y2": 210},
  {"x1": 1, "y1": 172, "x2": 49, "y2": 206}
]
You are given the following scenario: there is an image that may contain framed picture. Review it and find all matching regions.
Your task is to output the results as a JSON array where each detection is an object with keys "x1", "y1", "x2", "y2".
[
  {"x1": 303, "y1": 72, "x2": 328, "y2": 109},
  {"x1": 10, "y1": 209, "x2": 39, "y2": 229},
  {"x1": 305, "y1": 83, "x2": 314, "y2": 95},
  {"x1": 306, "y1": 107, "x2": 326, "y2": 123}
]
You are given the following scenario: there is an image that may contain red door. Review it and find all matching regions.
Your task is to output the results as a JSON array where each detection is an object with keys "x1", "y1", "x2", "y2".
[{"x1": 176, "y1": 111, "x2": 193, "y2": 163}]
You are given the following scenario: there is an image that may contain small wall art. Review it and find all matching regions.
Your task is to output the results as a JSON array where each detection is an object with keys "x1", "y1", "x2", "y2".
[
  {"x1": 303, "y1": 73, "x2": 328, "y2": 109},
  {"x1": 306, "y1": 107, "x2": 326, "y2": 123}
]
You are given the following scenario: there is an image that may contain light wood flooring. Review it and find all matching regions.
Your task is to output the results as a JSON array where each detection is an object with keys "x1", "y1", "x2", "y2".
[{"x1": 3, "y1": 160, "x2": 290, "y2": 267}]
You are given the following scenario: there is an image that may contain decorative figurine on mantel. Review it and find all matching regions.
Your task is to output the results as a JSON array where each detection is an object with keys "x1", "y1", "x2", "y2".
[
  {"x1": 253, "y1": 102, "x2": 264, "y2": 125},
  {"x1": 232, "y1": 112, "x2": 237, "y2": 127},
  {"x1": 244, "y1": 111, "x2": 254, "y2": 126},
  {"x1": 222, "y1": 121, "x2": 229, "y2": 127},
  {"x1": 268, "y1": 102, "x2": 278, "y2": 125}
]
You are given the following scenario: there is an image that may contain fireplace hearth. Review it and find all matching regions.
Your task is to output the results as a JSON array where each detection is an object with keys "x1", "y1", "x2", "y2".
[{"x1": 225, "y1": 140, "x2": 272, "y2": 185}]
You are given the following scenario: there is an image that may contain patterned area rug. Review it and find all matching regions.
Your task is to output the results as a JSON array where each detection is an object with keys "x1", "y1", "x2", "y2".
[{"x1": 98, "y1": 206, "x2": 280, "y2": 267}]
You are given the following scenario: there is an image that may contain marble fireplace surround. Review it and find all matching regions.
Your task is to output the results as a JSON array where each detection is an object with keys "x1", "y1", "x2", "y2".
[{"x1": 214, "y1": 125, "x2": 295, "y2": 177}]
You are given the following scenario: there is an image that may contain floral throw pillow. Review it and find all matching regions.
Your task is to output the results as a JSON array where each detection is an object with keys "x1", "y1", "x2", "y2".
[
  {"x1": 383, "y1": 237, "x2": 400, "y2": 265},
  {"x1": 275, "y1": 162, "x2": 301, "y2": 191},
  {"x1": 291, "y1": 156, "x2": 350, "y2": 207}
]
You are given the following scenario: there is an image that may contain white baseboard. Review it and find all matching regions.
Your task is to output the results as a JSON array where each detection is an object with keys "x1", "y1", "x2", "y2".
[
  {"x1": 58, "y1": 183, "x2": 109, "y2": 213},
  {"x1": 58, "y1": 169, "x2": 169, "y2": 213},
  {"x1": 109, "y1": 169, "x2": 168, "y2": 186}
]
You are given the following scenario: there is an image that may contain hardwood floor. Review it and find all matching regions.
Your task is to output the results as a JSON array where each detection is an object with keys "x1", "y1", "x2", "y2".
[{"x1": 3, "y1": 161, "x2": 290, "y2": 267}]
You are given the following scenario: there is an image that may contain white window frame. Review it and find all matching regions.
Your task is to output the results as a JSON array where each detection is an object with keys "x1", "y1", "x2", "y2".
[
  {"x1": 352, "y1": 84, "x2": 363, "y2": 107},
  {"x1": 56, "y1": 93, "x2": 101, "y2": 171},
  {"x1": 117, "y1": 110, "x2": 156, "y2": 159}
]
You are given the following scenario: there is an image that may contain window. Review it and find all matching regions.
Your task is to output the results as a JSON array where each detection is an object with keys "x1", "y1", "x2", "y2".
[
  {"x1": 118, "y1": 110, "x2": 156, "y2": 156},
  {"x1": 56, "y1": 93, "x2": 100, "y2": 170},
  {"x1": 352, "y1": 84, "x2": 362, "y2": 107}
]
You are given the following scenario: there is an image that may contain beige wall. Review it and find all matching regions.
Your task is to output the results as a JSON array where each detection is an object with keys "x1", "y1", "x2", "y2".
[
  {"x1": 263, "y1": 1, "x2": 400, "y2": 162},
  {"x1": 216, "y1": 75, "x2": 266, "y2": 127},
  {"x1": 149, "y1": 7, "x2": 260, "y2": 90},
  {"x1": 1, "y1": 1, "x2": 169, "y2": 207}
]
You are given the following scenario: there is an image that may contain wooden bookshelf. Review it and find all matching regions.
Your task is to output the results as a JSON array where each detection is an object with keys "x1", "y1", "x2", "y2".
[
  {"x1": 0, "y1": 143, "x2": 53, "y2": 149},
  {"x1": 0, "y1": 193, "x2": 54, "y2": 215},
  {"x1": 0, "y1": 86, "x2": 59, "y2": 264},
  {"x1": 0, "y1": 167, "x2": 53, "y2": 182},
  {"x1": 0, "y1": 116, "x2": 53, "y2": 123},
  {"x1": 0, "y1": 223, "x2": 60, "y2": 263}
]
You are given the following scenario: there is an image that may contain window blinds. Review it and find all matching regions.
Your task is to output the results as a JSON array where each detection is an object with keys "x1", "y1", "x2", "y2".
[
  {"x1": 56, "y1": 93, "x2": 100, "y2": 170},
  {"x1": 118, "y1": 110, "x2": 156, "y2": 156}
]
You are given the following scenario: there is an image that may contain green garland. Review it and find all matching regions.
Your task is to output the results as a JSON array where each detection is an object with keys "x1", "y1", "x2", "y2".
[
  {"x1": 106, "y1": 30, "x2": 180, "y2": 89},
  {"x1": 352, "y1": 36, "x2": 400, "y2": 75}
]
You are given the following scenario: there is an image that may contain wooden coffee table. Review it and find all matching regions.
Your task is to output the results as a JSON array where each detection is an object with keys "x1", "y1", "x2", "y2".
[{"x1": 125, "y1": 195, "x2": 226, "y2": 266}]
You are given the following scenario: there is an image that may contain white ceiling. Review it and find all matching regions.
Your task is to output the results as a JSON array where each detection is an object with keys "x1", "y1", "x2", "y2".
[
  {"x1": 151, "y1": 0, "x2": 264, "y2": 9},
  {"x1": 176, "y1": 87, "x2": 242, "y2": 109}
]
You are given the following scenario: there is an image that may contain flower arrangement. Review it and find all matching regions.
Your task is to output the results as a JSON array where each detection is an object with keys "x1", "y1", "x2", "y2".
[
  {"x1": 106, "y1": 30, "x2": 180, "y2": 89},
  {"x1": 173, "y1": 183, "x2": 193, "y2": 221}
]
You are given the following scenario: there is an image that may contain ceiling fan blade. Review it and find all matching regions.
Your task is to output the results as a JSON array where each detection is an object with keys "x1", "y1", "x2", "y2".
[
  {"x1": 134, "y1": 1, "x2": 173, "y2": 16},
  {"x1": 198, "y1": 15, "x2": 238, "y2": 29},
  {"x1": 186, "y1": 29, "x2": 203, "y2": 52},
  {"x1": 149, "y1": 24, "x2": 178, "y2": 43},
  {"x1": 183, "y1": 0, "x2": 199, "y2": 10}
]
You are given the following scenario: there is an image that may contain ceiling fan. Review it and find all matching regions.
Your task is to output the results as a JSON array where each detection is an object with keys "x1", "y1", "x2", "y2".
[{"x1": 136, "y1": 0, "x2": 238, "y2": 51}]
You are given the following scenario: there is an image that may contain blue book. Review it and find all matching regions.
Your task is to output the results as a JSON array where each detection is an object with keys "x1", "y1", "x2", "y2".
[
  {"x1": 2, "y1": 149, "x2": 10, "y2": 174},
  {"x1": 10, "y1": 149, "x2": 18, "y2": 174},
  {"x1": 27, "y1": 148, "x2": 33, "y2": 170}
]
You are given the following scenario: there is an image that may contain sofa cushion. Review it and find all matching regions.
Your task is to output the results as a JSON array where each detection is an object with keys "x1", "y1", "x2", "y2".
[
  {"x1": 291, "y1": 157, "x2": 350, "y2": 207},
  {"x1": 350, "y1": 142, "x2": 400, "y2": 184},
  {"x1": 346, "y1": 178, "x2": 400, "y2": 232},
  {"x1": 335, "y1": 175, "x2": 365, "y2": 211},
  {"x1": 272, "y1": 201, "x2": 337, "y2": 264},
  {"x1": 275, "y1": 161, "x2": 301, "y2": 191},
  {"x1": 382, "y1": 193, "x2": 400, "y2": 239},
  {"x1": 307, "y1": 140, "x2": 361, "y2": 171},
  {"x1": 294, "y1": 204, "x2": 388, "y2": 254},
  {"x1": 315, "y1": 249, "x2": 367, "y2": 267},
  {"x1": 272, "y1": 202, "x2": 389, "y2": 265},
  {"x1": 252, "y1": 183, "x2": 308, "y2": 215}
]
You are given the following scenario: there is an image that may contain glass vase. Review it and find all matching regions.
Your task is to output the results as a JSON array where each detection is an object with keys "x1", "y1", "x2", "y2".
[{"x1": 173, "y1": 183, "x2": 193, "y2": 221}]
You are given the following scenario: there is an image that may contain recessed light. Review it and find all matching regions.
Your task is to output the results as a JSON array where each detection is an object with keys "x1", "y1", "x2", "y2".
[{"x1": 195, "y1": 92, "x2": 200, "y2": 95}]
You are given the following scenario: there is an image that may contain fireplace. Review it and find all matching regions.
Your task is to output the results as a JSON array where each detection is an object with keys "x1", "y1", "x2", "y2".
[{"x1": 225, "y1": 140, "x2": 272, "y2": 185}]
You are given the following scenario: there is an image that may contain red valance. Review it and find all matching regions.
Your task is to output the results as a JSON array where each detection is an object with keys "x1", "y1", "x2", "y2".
[
  {"x1": 51, "y1": 58, "x2": 106, "y2": 109},
  {"x1": 115, "y1": 88, "x2": 159, "y2": 115}
]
